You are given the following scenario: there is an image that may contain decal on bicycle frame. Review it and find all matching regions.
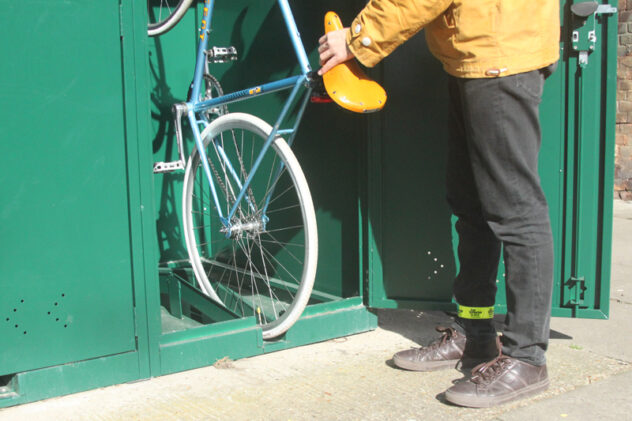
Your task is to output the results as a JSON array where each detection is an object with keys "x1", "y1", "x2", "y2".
[{"x1": 199, "y1": 2, "x2": 211, "y2": 40}]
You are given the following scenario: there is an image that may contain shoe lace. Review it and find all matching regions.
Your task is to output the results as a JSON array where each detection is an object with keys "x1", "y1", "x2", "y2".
[
  {"x1": 470, "y1": 338, "x2": 509, "y2": 385},
  {"x1": 423, "y1": 326, "x2": 457, "y2": 351}
]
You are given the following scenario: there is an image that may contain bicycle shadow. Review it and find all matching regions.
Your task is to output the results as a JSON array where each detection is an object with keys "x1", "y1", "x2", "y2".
[{"x1": 148, "y1": 4, "x2": 192, "y2": 264}]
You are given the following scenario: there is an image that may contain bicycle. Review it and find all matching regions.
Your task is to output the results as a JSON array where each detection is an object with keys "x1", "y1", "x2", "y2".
[{"x1": 148, "y1": 0, "x2": 386, "y2": 339}]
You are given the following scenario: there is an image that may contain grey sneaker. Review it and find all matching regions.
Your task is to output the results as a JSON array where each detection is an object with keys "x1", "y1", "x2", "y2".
[
  {"x1": 445, "y1": 353, "x2": 549, "y2": 408},
  {"x1": 392, "y1": 327, "x2": 497, "y2": 372}
]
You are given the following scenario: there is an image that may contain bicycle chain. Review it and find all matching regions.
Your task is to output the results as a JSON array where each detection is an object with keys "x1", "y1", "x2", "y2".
[{"x1": 202, "y1": 68, "x2": 259, "y2": 222}]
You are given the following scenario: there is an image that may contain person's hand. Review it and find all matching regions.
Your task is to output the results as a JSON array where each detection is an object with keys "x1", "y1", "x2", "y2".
[{"x1": 317, "y1": 28, "x2": 355, "y2": 76}]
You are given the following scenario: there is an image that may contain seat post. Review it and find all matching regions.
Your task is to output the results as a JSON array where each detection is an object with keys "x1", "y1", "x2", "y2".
[{"x1": 277, "y1": 0, "x2": 312, "y2": 75}]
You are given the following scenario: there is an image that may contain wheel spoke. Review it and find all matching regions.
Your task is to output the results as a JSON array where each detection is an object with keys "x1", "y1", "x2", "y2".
[{"x1": 183, "y1": 114, "x2": 316, "y2": 339}]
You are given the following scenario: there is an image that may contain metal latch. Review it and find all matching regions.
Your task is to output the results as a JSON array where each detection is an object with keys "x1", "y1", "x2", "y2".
[
  {"x1": 205, "y1": 46, "x2": 238, "y2": 63},
  {"x1": 153, "y1": 103, "x2": 188, "y2": 174},
  {"x1": 570, "y1": 2, "x2": 617, "y2": 68}
]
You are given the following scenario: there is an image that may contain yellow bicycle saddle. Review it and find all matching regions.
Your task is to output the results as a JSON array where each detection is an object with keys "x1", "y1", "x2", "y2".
[{"x1": 322, "y1": 12, "x2": 387, "y2": 114}]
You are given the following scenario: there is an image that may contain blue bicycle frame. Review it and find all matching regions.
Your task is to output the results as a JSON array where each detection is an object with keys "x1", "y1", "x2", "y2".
[{"x1": 185, "y1": 0, "x2": 314, "y2": 231}]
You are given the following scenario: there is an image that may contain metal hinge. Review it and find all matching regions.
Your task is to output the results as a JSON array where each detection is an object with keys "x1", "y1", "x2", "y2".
[
  {"x1": 596, "y1": 4, "x2": 617, "y2": 14},
  {"x1": 566, "y1": 276, "x2": 588, "y2": 308},
  {"x1": 153, "y1": 103, "x2": 188, "y2": 173},
  {"x1": 571, "y1": 2, "x2": 617, "y2": 67}
]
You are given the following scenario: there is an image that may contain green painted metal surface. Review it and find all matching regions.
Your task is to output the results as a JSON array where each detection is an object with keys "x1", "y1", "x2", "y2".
[
  {"x1": 0, "y1": 0, "x2": 140, "y2": 376},
  {"x1": 157, "y1": 297, "x2": 376, "y2": 375},
  {"x1": 366, "y1": 1, "x2": 616, "y2": 319},
  {"x1": 0, "y1": 0, "x2": 156, "y2": 408},
  {"x1": 557, "y1": 0, "x2": 618, "y2": 318},
  {"x1": 366, "y1": 32, "x2": 457, "y2": 310},
  {"x1": 0, "y1": 352, "x2": 142, "y2": 408}
]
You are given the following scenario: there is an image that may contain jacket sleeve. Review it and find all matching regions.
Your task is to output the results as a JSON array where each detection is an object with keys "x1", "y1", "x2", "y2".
[{"x1": 346, "y1": 0, "x2": 453, "y2": 67}]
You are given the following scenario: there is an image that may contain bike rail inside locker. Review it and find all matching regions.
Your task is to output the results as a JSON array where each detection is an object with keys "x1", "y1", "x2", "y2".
[{"x1": 185, "y1": 0, "x2": 313, "y2": 230}]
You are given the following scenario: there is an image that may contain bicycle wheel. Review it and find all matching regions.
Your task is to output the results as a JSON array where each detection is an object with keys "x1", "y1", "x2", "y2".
[
  {"x1": 182, "y1": 113, "x2": 318, "y2": 339},
  {"x1": 147, "y1": 0, "x2": 193, "y2": 37}
]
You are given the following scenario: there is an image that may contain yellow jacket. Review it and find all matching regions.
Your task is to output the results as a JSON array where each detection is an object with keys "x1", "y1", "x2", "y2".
[{"x1": 346, "y1": 0, "x2": 560, "y2": 78}]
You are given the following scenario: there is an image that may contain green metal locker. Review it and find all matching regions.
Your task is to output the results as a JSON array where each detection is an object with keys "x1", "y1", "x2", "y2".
[
  {"x1": 0, "y1": 0, "x2": 155, "y2": 405},
  {"x1": 366, "y1": 1, "x2": 617, "y2": 320}
]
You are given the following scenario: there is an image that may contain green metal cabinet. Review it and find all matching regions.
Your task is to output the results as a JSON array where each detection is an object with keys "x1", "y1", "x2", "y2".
[
  {"x1": 148, "y1": 0, "x2": 376, "y2": 378},
  {"x1": 366, "y1": 0, "x2": 617, "y2": 320},
  {"x1": 1, "y1": 0, "x2": 155, "y2": 406},
  {"x1": 0, "y1": 0, "x2": 617, "y2": 408}
]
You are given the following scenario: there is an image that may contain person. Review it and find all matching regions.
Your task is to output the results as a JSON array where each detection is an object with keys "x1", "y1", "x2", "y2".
[{"x1": 318, "y1": 0, "x2": 559, "y2": 408}]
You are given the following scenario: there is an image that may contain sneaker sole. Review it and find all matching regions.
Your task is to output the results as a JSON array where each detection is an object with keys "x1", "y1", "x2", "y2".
[
  {"x1": 392, "y1": 355, "x2": 459, "y2": 372},
  {"x1": 444, "y1": 378, "x2": 550, "y2": 408}
]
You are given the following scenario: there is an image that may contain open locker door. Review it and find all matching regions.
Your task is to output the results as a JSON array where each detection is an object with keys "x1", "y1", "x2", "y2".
[{"x1": 364, "y1": 1, "x2": 617, "y2": 320}]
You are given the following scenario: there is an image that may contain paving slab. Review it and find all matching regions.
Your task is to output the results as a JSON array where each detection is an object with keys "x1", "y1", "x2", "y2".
[{"x1": 497, "y1": 370, "x2": 632, "y2": 421}]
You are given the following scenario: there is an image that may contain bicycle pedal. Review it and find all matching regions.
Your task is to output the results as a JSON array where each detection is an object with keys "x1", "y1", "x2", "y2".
[
  {"x1": 206, "y1": 46, "x2": 238, "y2": 63},
  {"x1": 153, "y1": 161, "x2": 185, "y2": 174}
]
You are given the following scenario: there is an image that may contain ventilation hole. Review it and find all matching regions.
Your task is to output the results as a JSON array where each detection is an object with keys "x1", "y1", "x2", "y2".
[
  {"x1": 47, "y1": 311, "x2": 51, "y2": 315},
  {"x1": 14, "y1": 324, "x2": 18, "y2": 328},
  {"x1": 54, "y1": 302, "x2": 58, "y2": 306},
  {"x1": 23, "y1": 331, "x2": 27, "y2": 335},
  {"x1": 55, "y1": 318, "x2": 59, "y2": 322},
  {"x1": 5, "y1": 318, "x2": 9, "y2": 322},
  {"x1": 13, "y1": 309, "x2": 16, "y2": 312},
  {"x1": 64, "y1": 324, "x2": 68, "y2": 328},
  {"x1": 20, "y1": 299, "x2": 24, "y2": 303},
  {"x1": 61, "y1": 293, "x2": 65, "y2": 297}
]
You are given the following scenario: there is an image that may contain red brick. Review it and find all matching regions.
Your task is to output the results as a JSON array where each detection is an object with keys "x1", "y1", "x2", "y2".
[
  {"x1": 621, "y1": 11, "x2": 632, "y2": 23},
  {"x1": 619, "y1": 56, "x2": 632, "y2": 68},
  {"x1": 619, "y1": 80, "x2": 632, "y2": 91},
  {"x1": 616, "y1": 123, "x2": 632, "y2": 135},
  {"x1": 619, "y1": 101, "x2": 632, "y2": 112},
  {"x1": 618, "y1": 63, "x2": 632, "y2": 79},
  {"x1": 617, "y1": 133, "x2": 630, "y2": 146}
]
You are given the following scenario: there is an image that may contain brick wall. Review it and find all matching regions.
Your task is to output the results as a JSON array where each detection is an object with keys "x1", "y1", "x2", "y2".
[{"x1": 617, "y1": 1, "x2": 632, "y2": 200}]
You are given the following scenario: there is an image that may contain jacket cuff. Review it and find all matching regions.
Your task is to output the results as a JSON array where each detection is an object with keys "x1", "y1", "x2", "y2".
[{"x1": 346, "y1": 16, "x2": 384, "y2": 68}]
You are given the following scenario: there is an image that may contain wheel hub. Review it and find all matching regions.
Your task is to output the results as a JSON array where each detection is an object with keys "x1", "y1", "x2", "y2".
[{"x1": 222, "y1": 218, "x2": 264, "y2": 239}]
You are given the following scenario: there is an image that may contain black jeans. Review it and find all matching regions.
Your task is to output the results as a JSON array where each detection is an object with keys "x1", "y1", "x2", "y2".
[{"x1": 447, "y1": 68, "x2": 554, "y2": 366}]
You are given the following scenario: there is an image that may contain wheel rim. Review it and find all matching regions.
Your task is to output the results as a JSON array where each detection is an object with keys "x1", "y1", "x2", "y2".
[
  {"x1": 147, "y1": 0, "x2": 190, "y2": 36},
  {"x1": 183, "y1": 114, "x2": 317, "y2": 338}
]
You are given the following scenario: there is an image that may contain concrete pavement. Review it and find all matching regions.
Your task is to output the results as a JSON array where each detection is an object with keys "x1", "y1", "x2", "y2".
[{"x1": 1, "y1": 200, "x2": 630, "y2": 420}]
